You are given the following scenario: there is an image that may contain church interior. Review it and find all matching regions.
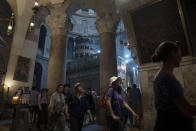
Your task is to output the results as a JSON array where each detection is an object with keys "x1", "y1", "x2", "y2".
[{"x1": 0, "y1": 0, "x2": 196, "y2": 131}]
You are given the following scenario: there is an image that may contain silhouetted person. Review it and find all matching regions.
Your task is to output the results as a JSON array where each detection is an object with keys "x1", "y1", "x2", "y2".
[
  {"x1": 152, "y1": 41, "x2": 196, "y2": 131},
  {"x1": 37, "y1": 88, "x2": 48, "y2": 130},
  {"x1": 128, "y1": 84, "x2": 142, "y2": 128},
  {"x1": 85, "y1": 88, "x2": 95, "y2": 122},
  {"x1": 63, "y1": 84, "x2": 71, "y2": 129}
]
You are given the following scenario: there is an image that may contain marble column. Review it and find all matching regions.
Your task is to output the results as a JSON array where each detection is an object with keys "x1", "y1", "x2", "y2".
[
  {"x1": 96, "y1": 12, "x2": 119, "y2": 125},
  {"x1": 46, "y1": 4, "x2": 69, "y2": 94}
]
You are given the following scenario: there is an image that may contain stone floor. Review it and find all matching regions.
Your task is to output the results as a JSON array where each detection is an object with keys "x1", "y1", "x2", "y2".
[{"x1": 0, "y1": 120, "x2": 140, "y2": 131}]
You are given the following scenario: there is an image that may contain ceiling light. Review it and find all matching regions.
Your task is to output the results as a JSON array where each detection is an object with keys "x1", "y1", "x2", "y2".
[
  {"x1": 30, "y1": 22, "x2": 35, "y2": 27},
  {"x1": 8, "y1": 25, "x2": 12, "y2": 30},
  {"x1": 34, "y1": 1, "x2": 39, "y2": 7}
]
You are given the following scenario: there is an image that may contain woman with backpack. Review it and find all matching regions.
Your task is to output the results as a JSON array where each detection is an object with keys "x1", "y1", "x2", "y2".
[
  {"x1": 65, "y1": 83, "x2": 93, "y2": 131},
  {"x1": 106, "y1": 76, "x2": 139, "y2": 131}
]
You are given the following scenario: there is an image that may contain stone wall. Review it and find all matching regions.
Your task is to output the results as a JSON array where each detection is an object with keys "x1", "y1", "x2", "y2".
[
  {"x1": 181, "y1": 0, "x2": 196, "y2": 56},
  {"x1": 131, "y1": 0, "x2": 189, "y2": 64},
  {"x1": 139, "y1": 56, "x2": 196, "y2": 131}
]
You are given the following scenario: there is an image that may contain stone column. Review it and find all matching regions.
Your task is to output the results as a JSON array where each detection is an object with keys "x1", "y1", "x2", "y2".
[
  {"x1": 46, "y1": 4, "x2": 69, "y2": 94},
  {"x1": 96, "y1": 12, "x2": 120, "y2": 96},
  {"x1": 96, "y1": 12, "x2": 119, "y2": 125}
]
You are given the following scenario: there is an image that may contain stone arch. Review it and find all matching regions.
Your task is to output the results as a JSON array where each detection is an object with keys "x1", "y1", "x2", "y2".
[{"x1": 66, "y1": 0, "x2": 96, "y2": 17}]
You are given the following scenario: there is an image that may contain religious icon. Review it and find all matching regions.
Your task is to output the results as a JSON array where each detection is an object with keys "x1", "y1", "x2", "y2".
[{"x1": 13, "y1": 56, "x2": 31, "y2": 82}]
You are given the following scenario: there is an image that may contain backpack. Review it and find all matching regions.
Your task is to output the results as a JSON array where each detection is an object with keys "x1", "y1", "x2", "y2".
[{"x1": 102, "y1": 87, "x2": 114, "y2": 110}]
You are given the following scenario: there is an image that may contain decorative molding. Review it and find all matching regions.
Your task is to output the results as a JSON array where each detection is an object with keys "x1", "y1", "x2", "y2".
[{"x1": 138, "y1": 56, "x2": 196, "y2": 72}]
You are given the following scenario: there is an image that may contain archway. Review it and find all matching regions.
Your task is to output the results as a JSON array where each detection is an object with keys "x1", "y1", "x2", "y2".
[
  {"x1": 116, "y1": 20, "x2": 139, "y2": 89},
  {"x1": 66, "y1": 8, "x2": 100, "y2": 94},
  {"x1": 32, "y1": 23, "x2": 51, "y2": 90},
  {"x1": 38, "y1": 25, "x2": 47, "y2": 54},
  {"x1": 32, "y1": 63, "x2": 42, "y2": 90}
]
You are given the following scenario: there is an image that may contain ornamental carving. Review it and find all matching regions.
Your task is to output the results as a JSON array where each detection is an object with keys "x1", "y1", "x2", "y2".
[
  {"x1": 45, "y1": 2, "x2": 71, "y2": 35},
  {"x1": 96, "y1": 12, "x2": 120, "y2": 34}
]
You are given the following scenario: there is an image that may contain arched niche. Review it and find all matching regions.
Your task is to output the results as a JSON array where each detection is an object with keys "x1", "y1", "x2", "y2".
[
  {"x1": 32, "y1": 62, "x2": 42, "y2": 90},
  {"x1": 38, "y1": 25, "x2": 47, "y2": 54}
]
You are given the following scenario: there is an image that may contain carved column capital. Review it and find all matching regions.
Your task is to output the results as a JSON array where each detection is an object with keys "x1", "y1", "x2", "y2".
[
  {"x1": 45, "y1": 2, "x2": 71, "y2": 35},
  {"x1": 96, "y1": 12, "x2": 120, "y2": 34}
]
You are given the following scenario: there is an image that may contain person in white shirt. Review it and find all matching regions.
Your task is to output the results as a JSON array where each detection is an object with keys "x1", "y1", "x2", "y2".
[{"x1": 48, "y1": 84, "x2": 65, "y2": 131}]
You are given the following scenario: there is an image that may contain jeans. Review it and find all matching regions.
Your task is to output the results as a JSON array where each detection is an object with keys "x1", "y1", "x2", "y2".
[
  {"x1": 106, "y1": 116, "x2": 123, "y2": 131},
  {"x1": 70, "y1": 116, "x2": 84, "y2": 131},
  {"x1": 154, "y1": 112, "x2": 194, "y2": 131},
  {"x1": 37, "y1": 104, "x2": 48, "y2": 128},
  {"x1": 48, "y1": 113, "x2": 65, "y2": 131}
]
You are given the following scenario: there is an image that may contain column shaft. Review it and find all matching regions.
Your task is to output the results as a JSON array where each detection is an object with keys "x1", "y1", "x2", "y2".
[
  {"x1": 99, "y1": 32, "x2": 117, "y2": 95},
  {"x1": 96, "y1": 12, "x2": 119, "y2": 125},
  {"x1": 47, "y1": 33, "x2": 66, "y2": 93},
  {"x1": 45, "y1": 3, "x2": 71, "y2": 94}
]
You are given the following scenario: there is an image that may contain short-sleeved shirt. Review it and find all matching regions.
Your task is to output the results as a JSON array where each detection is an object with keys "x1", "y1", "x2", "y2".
[
  {"x1": 66, "y1": 95, "x2": 90, "y2": 118},
  {"x1": 107, "y1": 87, "x2": 124, "y2": 117},
  {"x1": 49, "y1": 92, "x2": 65, "y2": 114},
  {"x1": 153, "y1": 71, "x2": 184, "y2": 116}
]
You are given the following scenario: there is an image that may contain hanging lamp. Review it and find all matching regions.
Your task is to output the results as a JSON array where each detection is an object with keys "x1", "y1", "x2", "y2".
[
  {"x1": 29, "y1": 0, "x2": 39, "y2": 32},
  {"x1": 7, "y1": 13, "x2": 14, "y2": 36}
]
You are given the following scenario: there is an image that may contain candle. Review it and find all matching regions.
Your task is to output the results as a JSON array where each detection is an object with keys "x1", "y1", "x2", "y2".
[{"x1": 12, "y1": 96, "x2": 19, "y2": 104}]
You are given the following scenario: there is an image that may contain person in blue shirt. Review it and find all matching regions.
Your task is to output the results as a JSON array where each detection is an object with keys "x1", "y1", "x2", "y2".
[
  {"x1": 106, "y1": 76, "x2": 139, "y2": 131},
  {"x1": 65, "y1": 83, "x2": 93, "y2": 131},
  {"x1": 152, "y1": 41, "x2": 196, "y2": 131}
]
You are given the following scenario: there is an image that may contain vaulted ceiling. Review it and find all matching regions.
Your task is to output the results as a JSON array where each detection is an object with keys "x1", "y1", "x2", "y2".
[{"x1": 6, "y1": 0, "x2": 157, "y2": 17}]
